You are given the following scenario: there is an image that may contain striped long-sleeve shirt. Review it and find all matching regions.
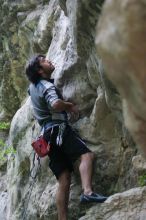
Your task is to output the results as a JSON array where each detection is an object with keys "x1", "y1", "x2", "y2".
[{"x1": 29, "y1": 79, "x2": 67, "y2": 127}]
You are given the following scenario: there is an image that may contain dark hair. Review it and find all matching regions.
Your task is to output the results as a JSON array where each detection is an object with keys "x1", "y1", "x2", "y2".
[{"x1": 25, "y1": 54, "x2": 45, "y2": 84}]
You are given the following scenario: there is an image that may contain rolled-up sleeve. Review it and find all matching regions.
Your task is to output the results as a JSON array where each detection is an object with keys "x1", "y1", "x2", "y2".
[{"x1": 43, "y1": 85, "x2": 61, "y2": 107}]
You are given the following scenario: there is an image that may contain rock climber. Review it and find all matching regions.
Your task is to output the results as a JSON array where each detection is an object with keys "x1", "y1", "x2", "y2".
[{"x1": 25, "y1": 54, "x2": 108, "y2": 220}]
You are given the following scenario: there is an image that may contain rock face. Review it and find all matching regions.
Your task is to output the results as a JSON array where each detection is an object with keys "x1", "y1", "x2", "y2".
[
  {"x1": 0, "y1": 0, "x2": 146, "y2": 219},
  {"x1": 96, "y1": 0, "x2": 146, "y2": 157},
  {"x1": 79, "y1": 187, "x2": 146, "y2": 220},
  {"x1": 0, "y1": 130, "x2": 9, "y2": 220}
]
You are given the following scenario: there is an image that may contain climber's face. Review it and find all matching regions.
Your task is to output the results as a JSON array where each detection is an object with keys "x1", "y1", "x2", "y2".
[{"x1": 38, "y1": 57, "x2": 55, "y2": 79}]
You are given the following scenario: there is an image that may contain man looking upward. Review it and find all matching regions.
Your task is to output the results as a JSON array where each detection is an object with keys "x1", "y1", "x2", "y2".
[{"x1": 25, "y1": 54, "x2": 107, "y2": 220}]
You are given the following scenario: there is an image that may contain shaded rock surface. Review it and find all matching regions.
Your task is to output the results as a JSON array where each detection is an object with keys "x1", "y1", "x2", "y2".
[
  {"x1": 0, "y1": 166, "x2": 8, "y2": 220},
  {"x1": 96, "y1": 0, "x2": 146, "y2": 157},
  {"x1": 0, "y1": 0, "x2": 146, "y2": 219},
  {"x1": 79, "y1": 187, "x2": 146, "y2": 220},
  {"x1": 0, "y1": 130, "x2": 9, "y2": 220}
]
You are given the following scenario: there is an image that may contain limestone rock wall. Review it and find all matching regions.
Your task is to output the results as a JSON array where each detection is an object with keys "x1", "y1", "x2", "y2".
[
  {"x1": 0, "y1": 0, "x2": 146, "y2": 219},
  {"x1": 96, "y1": 0, "x2": 146, "y2": 158},
  {"x1": 79, "y1": 187, "x2": 146, "y2": 220}
]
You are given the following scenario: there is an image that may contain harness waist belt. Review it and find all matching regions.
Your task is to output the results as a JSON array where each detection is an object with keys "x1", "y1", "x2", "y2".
[{"x1": 52, "y1": 113, "x2": 67, "y2": 121}]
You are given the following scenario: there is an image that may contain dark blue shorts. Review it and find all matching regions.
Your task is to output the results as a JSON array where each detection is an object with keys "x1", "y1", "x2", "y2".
[{"x1": 43, "y1": 124, "x2": 91, "y2": 179}]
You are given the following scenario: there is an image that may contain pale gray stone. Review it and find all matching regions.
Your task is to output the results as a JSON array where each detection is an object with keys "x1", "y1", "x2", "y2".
[
  {"x1": 79, "y1": 187, "x2": 146, "y2": 220},
  {"x1": 0, "y1": 0, "x2": 146, "y2": 219},
  {"x1": 132, "y1": 155, "x2": 146, "y2": 172},
  {"x1": 96, "y1": 0, "x2": 146, "y2": 157}
]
